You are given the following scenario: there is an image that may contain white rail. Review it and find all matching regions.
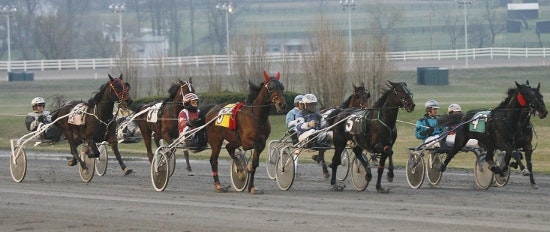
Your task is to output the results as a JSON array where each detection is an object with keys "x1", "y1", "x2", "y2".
[{"x1": 1, "y1": 47, "x2": 549, "y2": 72}]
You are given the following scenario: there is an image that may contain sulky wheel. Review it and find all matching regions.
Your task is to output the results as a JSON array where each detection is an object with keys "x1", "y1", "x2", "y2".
[
  {"x1": 426, "y1": 153, "x2": 443, "y2": 186},
  {"x1": 350, "y1": 153, "x2": 370, "y2": 191},
  {"x1": 406, "y1": 150, "x2": 425, "y2": 189},
  {"x1": 474, "y1": 155, "x2": 494, "y2": 190},
  {"x1": 266, "y1": 141, "x2": 279, "y2": 180},
  {"x1": 151, "y1": 152, "x2": 170, "y2": 192},
  {"x1": 155, "y1": 146, "x2": 176, "y2": 177},
  {"x1": 492, "y1": 150, "x2": 510, "y2": 187},
  {"x1": 336, "y1": 149, "x2": 351, "y2": 181},
  {"x1": 275, "y1": 146, "x2": 295, "y2": 191},
  {"x1": 78, "y1": 144, "x2": 96, "y2": 183},
  {"x1": 230, "y1": 149, "x2": 250, "y2": 192},
  {"x1": 95, "y1": 142, "x2": 109, "y2": 176},
  {"x1": 10, "y1": 146, "x2": 27, "y2": 183}
]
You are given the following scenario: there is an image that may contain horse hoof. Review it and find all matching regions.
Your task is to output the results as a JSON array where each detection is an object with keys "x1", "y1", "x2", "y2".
[
  {"x1": 376, "y1": 187, "x2": 390, "y2": 194},
  {"x1": 82, "y1": 168, "x2": 89, "y2": 175},
  {"x1": 331, "y1": 184, "x2": 345, "y2": 192},
  {"x1": 123, "y1": 168, "x2": 133, "y2": 175},
  {"x1": 438, "y1": 164, "x2": 446, "y2": 172},
  {"x1": 67, "y1": 159, "x2": 77, "y2": 166},
  {"x1": 490, "y1": 166, "x2": 502, "y2": 174},
  {"x1": 323, "y1": 170, "x2": 330, "y2": 178},
  {"x1": 215, "y1": 183, "x2": 228, "y2": 193},
  {"x1": 510, "y1": 161, "x2": 519, "y2": 169},
  {"x1": 531, "y1": 184, "x2": 539, "y2": 189},
  {"x1": 249, "y1": 187, "x2": 264, "y2": 195},
  {"x1": 522, "y1": 169, "x2": 531, "y2": 176},
  {"x1": 186, "y1": 170, "x2": 195, "y2": 176},
  {"x1": 237, "y1": 172, "x2": 246, "y2": 181}
]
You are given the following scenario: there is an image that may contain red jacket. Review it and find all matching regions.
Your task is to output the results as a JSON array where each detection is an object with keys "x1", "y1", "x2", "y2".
[{"x1": 178, "y1": 109, "x2": 199, "y2": 134}]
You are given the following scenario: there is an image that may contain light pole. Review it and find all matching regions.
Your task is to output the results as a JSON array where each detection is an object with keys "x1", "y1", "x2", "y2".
[
  {"x1": 340, "y1": 0, "x2": 355, "y2": 56},
  {"x1": 456, "y1": 0, "x2": 474, "y2": 68},
  {"x1": 216, "y1": 2, "x2": 233, "y2": 75},
  {"x1": 0, "y1": 5, "x2": 16, "y2": 72},
  {"x1": 109, "y1": 3, "x2": 126, "y2": 56}
]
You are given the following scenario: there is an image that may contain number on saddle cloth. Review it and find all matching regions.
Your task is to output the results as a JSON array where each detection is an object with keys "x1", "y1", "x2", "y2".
[
  {"x1": 468, "y1": 111, "x2": 490, "y2": 133},
  {"x1": 68, "y1": 103, "x2": 88, "y2": 125},
  {"x1": 146, "y1": 102, "x2": 163, "y2": 123},
  {"x1": 345, "y1": 110, "x2": 366, "y2": 135},
  {"x1": 215, "y1": 103, "x2": 243, "y2": 130}
]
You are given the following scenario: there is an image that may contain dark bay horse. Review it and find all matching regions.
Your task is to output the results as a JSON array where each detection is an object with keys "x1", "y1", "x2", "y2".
[
  {"x1": 202, "y1": 71, "x2": 286, "y2": 194},
  {"x1": 327, "y1": 81, "x2": 415, "y2": 192},
  {"x1": 438, "y1": 81, "x2": 547, "y2": 177},
  {"x1": 133, "y1": 78, "x2": 195, "y2": 173},
  {"x1": 52, "y1": 74, "x2": 133, "y2": 175},
  {"x1": 313, "y1": 82, "x2": 371, "y2": 177}
]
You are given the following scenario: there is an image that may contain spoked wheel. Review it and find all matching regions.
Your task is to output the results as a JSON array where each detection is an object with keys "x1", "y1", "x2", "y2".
[
  {"x1": 266, "y1": 141, "x2": 279, "y2": 180},
  {"x1": 406, "y1": 151, "x2": 425, "y2": 189},
  {"x1": 426, "y1": 153, "x2": 443, "y2": 186},
  {"x1": 336, "y1": 149, "x2": 351, "y2": 181},
  {"x1": 95, "y1": 142, "x2": 109, "y2": 176},
  {"x1": 10, "y1": 146, "x2": 27, "y2": 183},
  {"x1": 474, "y1": 154, "x2": 494, "y2": 190},
  {"x1": 275, "y1": 146, "x2": 295, "y2": 191},
  {"x1": 230, "y1": 149, "x2": 250, "y2": 192},
  {"x1": 155, "y1": 146, "x2": 176, "y2": 177},
  {"x1": 351, "y1": 153, "x2": 370, "y2": 191},
  {"x1": 151, "y1": 152, "x2": 170, "y2": 192},
  {"x1": 493, "y1": 150, "x2": 510, "y2": 187},
  {"x1": 78, "y1": 145, "x2": 95, "y2": 183}
]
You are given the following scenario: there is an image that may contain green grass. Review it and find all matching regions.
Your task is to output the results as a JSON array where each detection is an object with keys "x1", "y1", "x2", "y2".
[{"x1": 1, "y1": 66, "x2": 550, "y2": 174}]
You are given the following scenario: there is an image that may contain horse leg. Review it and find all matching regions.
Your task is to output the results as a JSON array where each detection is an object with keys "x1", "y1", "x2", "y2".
[
  {"x1": 210, "y1": 139, "x2": 227, "y2": 193},
  {"x1": 387, "y1": 153, "x2": 394, "y2": 183},
  {"x1": 329, "y1": 145, "x2": 345, "y2": 191},
  {"x1": 485, "y1": 148, "x2": 503, "y2": 174},
  {"x1": 183, "y1": 150, "x2": 194, "y2": 176},
  {"x1": 375, "y1": 146, "x2": 392, "y2": 193},
  {"x1": 247, "y1": 148, "x2": 263, "y2": 194},
  {"x1": 110, "y1": 141, "x2": 133, "y2": 175},
  {"x1": 318, "y1": 150, "x2": 329, "y2": 178},
  {"x1": 524, "y1": 149, "x2": 537, "y2": 188},
  {"x1": 354, "y1": 147, "x2": 372, "y2": 183},
  {"x1": 67, "y1": 141, "x2": 82, "y2": 167},
  {"x1": 142, "y1": 128, "x2": 154, "y2": 163}
]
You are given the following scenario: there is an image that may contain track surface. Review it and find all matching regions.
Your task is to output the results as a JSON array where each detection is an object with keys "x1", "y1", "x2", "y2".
[{"x1": 0, "y1": 151, "x2": 549, "y2": 231}]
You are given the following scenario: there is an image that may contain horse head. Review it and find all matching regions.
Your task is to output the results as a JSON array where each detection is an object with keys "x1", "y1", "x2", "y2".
[
  {"x1": 176, "y1": 77, "x2": 195, "y2": 103},
  {"x1": 108, "y1": 74, "x2": 132, "y2": 109},
  {"x1": 389, "y1": 81, "x2": 415, "y2": 112},
  {"x1": 263, "y1": 71, "x2": 286, "y2": 113},
  {"x1": 352, "y1": 82, "x2": 371, "y2": 108},
  {"x1": 516, "y1": 81, "x2": 547, "y2": 119}
]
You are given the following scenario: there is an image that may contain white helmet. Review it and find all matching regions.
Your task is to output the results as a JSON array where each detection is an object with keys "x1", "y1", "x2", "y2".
[
  {"x1": 448, "y1": 103, "x2": 462, "y2": 113},
  {"x1": 31, "y1": 97, "x2": 46, "y2": 107},
  {"x1": 424, "y1": 100, "x2": 439, "y2": 110},
  {"x1": 184, "y1": 93, "x2": 199, "y2": 103},
  {"x1": 302, "y1": 94, "x2": 318, "y2": 104},
  {"x1": 294, "y1": 95, "x2": 304, "y2": 104}
]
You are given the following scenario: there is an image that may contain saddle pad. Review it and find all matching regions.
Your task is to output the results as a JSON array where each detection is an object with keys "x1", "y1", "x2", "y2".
[
  {"x1": 68, "y1": 103, "x2": 88, "y2": 125},
  {"x1": 344, "y1": 110, "x2": 366, "y2": 135},
  {"x1": 146, "y1": 102, "x2": 163, "y2": 123},
  {"x1": 215, "y1": 103, "x2": 243, "y2": 130},
  {"x1": 469, "y1": 111, "x2": 490, "y2": 133}
]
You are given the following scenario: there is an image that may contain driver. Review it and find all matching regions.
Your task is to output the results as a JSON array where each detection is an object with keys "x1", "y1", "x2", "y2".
[
  {"x1": 295, "y1": 93, "x2": 332, "y2": 148},
  {"x1": 25, "y1": 97, "x2": 62, "y2": 142}
]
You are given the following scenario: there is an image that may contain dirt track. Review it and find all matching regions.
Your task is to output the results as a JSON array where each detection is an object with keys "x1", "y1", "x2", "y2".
[{"x1": 0, "y1": 151, "x2": 549, "y2": 231}]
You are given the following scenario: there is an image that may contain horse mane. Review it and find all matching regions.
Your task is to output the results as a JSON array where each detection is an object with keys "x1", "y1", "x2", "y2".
[
  {"x1": 495, "y1": 88, "x2": 516, "y2": 109},
  {"x1": 437, "y1": 113, "x2": 463, "y2": 127},
  {"x1": 245, "y1": 80, "x2": 262, "y2": 104},
  {"x1": 88, "y1": 83, "x2": 108, "y2": 107},
  {"x1": 372, "y1": 82, "x2": 393, "y2": 108},
  {"x1": 166, "y1": 83, "x2": 180, "y2": 101},
  {"x1": 340, "y1": 95, "x2": 353, "y2": 108}
]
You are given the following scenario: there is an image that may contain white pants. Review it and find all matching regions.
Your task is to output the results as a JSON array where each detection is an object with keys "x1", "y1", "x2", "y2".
[{"x1": 445, "y1": 134, "x2": 479, "y2": 148}]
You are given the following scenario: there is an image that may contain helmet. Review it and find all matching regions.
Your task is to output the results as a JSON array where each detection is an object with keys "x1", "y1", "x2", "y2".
[
  {"x1": 424, "y1": 100, "x2": 439, "y2": 110},
  {"x1": 31, "y1": 97, "x2": 46, "y2": 107},
  {"x1": 294, "y1": 95, "x2": 304, "y2": 104},
  {"x1": 448, "y1": 103, "x2": 462, "y2": 113},
  {"x1": 184, "y1": 93, "x2": 199, "y2": 102},
  {"x1": 302, "y1": 94, "x2": 318, "y2": 104}
]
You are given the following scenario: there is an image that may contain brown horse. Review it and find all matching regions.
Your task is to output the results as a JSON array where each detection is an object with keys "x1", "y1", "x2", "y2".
[
  {"x1": 313, "y1": 82, "x2": 371, "y2": 177},
  {"x1": 202, "y1": 71, "x2": 286, "y2": 194},
  {"x1": 133, "y1": 78, "x2": 195, "y2": 173},
  {"x1": 52, "y1": 74, "x2": 133, "y2": 175}
]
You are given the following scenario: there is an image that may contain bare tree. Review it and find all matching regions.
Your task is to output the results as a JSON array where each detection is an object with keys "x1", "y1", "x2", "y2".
[
  {"x1": 439, "y1": 5, "x2": 463, "y2": 49},
  {"x1": 482, "y1": 0, "x2": 506, "y2": 46}
]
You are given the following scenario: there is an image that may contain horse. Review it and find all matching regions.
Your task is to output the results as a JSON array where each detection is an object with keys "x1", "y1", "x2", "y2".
[
  {"x1": 133, "y1": 78, "x2": 196, "y2": 174},
  {"x1": 52, "y1": 74, "x2": 133, "y2": 175},
  {"x1": 202, "y1": 71, "x2": 286, "y2": 194},
  {"x1": 438, "y1": 81, "x2": 547, "y2": 178},
  {"x1": 312, "y1": 82, "x2": 371, "y2": 178},
  {"x1": 327, "y1": 81, "x2": 415, "y2": 192}
]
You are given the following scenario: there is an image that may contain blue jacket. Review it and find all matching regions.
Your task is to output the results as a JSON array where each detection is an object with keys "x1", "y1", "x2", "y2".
[
  {"x1": 296, "y1": 111, "x2": 323, "y2": 136},
  {"x1": 285, "y1": 107, "x2": 302, "y2": 128},
  {"x1": 415, "y1": 114, "x2": 444, "y2": 141}
]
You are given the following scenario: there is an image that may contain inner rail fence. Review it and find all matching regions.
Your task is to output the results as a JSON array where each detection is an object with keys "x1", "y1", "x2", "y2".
[{"x1": 1, "y1": 47, "x2": 549, "y2": 72}]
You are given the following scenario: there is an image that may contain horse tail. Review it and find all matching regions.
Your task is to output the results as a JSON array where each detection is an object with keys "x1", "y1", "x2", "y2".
[{"x1": 326, "y1": 108, "x2": 343, "y2": 126}]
